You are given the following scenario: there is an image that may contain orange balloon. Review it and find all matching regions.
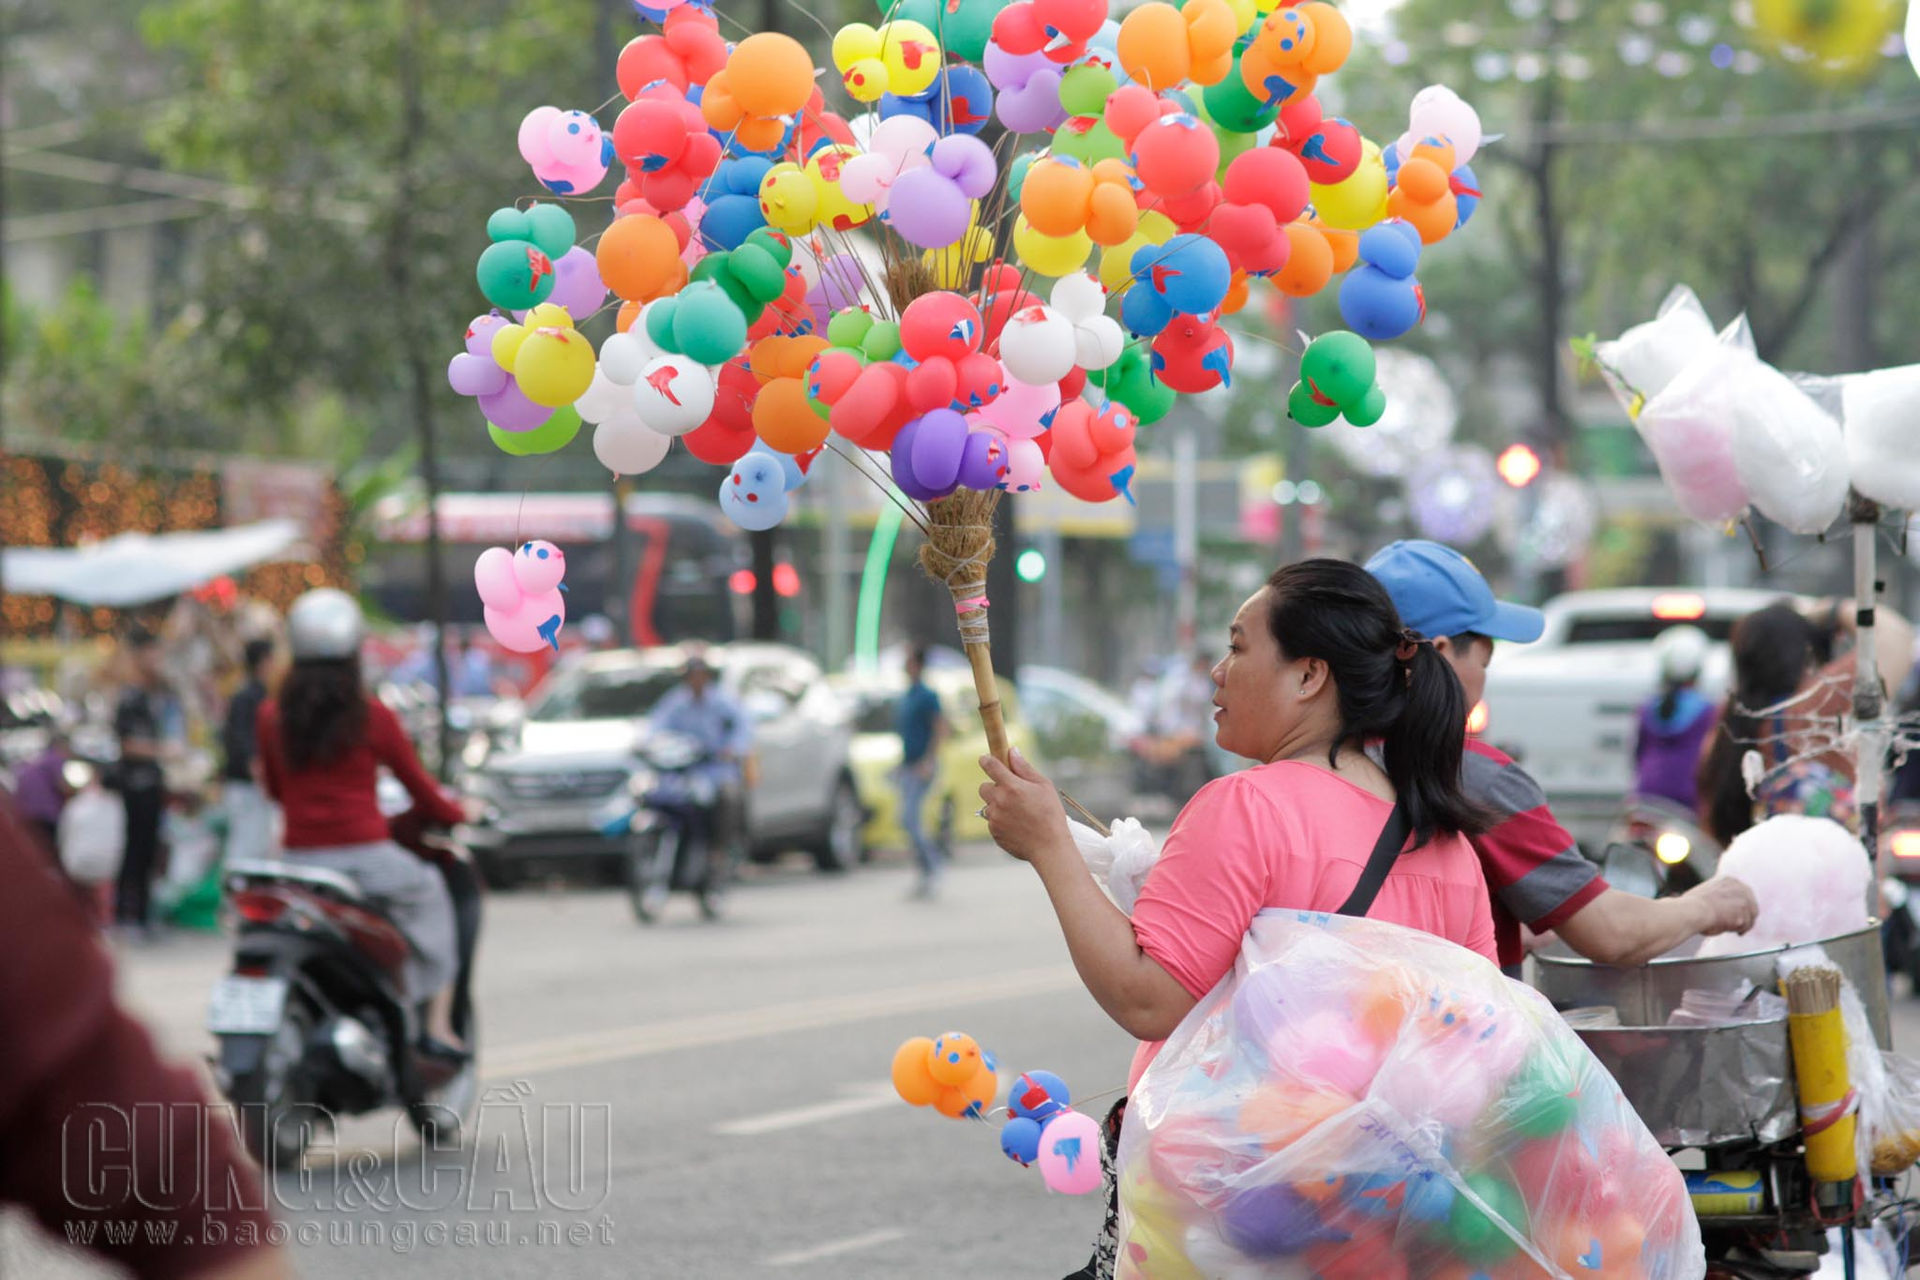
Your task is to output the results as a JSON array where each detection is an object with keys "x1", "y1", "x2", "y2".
[
  {"x1": 1117, "y1": 3, "x2": 1188, "y2": 89},
  {"x1": 1086, "y1": 174, "x2": 1140, "y2": 246},
  {"x1": 1184, "y1": 0, "x2": 1238, "y2": 86},
  {"x1": 927, "y1": 1031, "x2": 983, "y2": 1086},
  {"x1": 1221, "y1": 271, "x2": 1250, "y2": 315},
  {"x1": 727, "y1": 33, "x2": 815, "y2": 117},
  {"x1": 1397, "y1": 154, "x2": 1450, "y2": 202},
  {"x1": 1387, "y1": 190, "x2": 1455, "y2": 244},
  {"x1": 733, "y1": 114, "x2": 790, "y2": 153},
  {"x1": 1022, "y1": 158, "x2": 1096, "y2": 237},
  {"x1": 1298, "y1": 2, "x2": 1353, "y2": 76},
  {"x1": 597, "y1": 213, "x2": 687, "y2": 303},
  {"x1": 617, "y1": 300, "x2": 641, "y2": 332},
  {"x1": 1238, "y1": 1083, "x2": 1352, "y2": 1150},
  {"x1": 1241, "y1": 40, "x2": 1317, "y2": 108},
  {"x1": 1274, "y1": 220, "x2": 1333, "y2": 295},
  {"x1": 751, "y1": 334, "x2": 827, "y2": 382},
  {"x1": 890, "y1": 1037, "x2": 941, "y2": 1106},
  {"x1": 1319, "y1": 221, "x2": 1359, "y2": 272},
  {"x1": 753, "y1": 377, "x2": 828, "y2": 454},
  {"x1": 699, "y1": 71, "x2": 747, "y2": 132}
]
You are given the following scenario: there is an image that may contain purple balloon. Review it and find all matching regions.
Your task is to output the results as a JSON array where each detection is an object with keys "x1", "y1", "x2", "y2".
[
  {"x1": 1220, "y1": 1183, "x2": 1343, "y2": 1257},
  {"x1": 478, "y1": 379, "x2": 553, "y2": 432},
  {"x1": 448, "y1": 352, "x2": 508, "y2": 398},
  {"x1": 885, "y1": 169, "x2": 972, "y2": 249},
  {"x1": 545, "y1": 246, "x2": 609, "y2": 322},
  {"x1": 890, "y1": 411, "x2": 969, "y2": 501},
  {"x1": 465, "y1": 311, "x2": 510, "y2": 357},
  {"x1": 985, "y1": 45, "x2": 1066, "y2": 134},
  {"x1": 932, "y1": 135, "x2": 997, "y2": 199},
  {"x1": 955, "y1": 430, "x2": 1005, "y2": 491}
]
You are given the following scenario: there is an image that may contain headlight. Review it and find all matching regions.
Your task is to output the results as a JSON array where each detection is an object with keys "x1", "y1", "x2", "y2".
[
  {"x1": 627, "y1": 767, "x2": 658, "y2": 799},
  {"x1": 1654, "y1": 832, "x2": 1692, "y2": 865}
]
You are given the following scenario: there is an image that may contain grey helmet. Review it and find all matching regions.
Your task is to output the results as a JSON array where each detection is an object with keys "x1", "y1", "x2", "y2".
[
  {"x1": 1652, "y1": 624, "x2": 1709, "y2": 687},
  {"x1": 287, "y1": 588, "x2": 365, "y2": 661}
]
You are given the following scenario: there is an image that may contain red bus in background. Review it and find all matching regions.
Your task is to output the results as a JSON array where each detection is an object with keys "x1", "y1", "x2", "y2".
[{"x1": 362, "y1": 491, "x2": 749, "y2": 695}]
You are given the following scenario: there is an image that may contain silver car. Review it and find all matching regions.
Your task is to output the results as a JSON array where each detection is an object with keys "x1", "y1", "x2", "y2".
[{"x1": 461, "y1": 643, "x2": 865, "y2": 885}]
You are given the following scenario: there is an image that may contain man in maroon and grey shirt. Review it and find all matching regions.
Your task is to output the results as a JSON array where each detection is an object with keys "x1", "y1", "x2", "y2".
[{"x1": 1368, "y1": 540, "x2": 1758, "y2": 974}]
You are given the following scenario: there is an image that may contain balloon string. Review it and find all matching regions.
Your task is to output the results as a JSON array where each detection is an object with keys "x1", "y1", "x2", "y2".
[{"x1": 968, "y1": 1082, "x2": 1129, "y2": 1125}]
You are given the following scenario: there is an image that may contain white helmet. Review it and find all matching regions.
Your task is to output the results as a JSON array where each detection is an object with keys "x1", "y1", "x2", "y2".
[
  {"x1": 286, "y1": 588, "x2": 365, "y2": 661},
  {"x1": 1652, "y1": 624, "x2": 1709, "y2": 686}
]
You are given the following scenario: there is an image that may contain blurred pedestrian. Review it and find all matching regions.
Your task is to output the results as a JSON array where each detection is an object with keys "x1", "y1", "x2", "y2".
[
  {"x1": 895, "y1": 645, "x2": 949, "y2": 898},
  {"x1": 453, "y1": 633, "x2": 496, "y2": 699},
  {"x1": 0, "y1": 791, "x2": 291, "y2": 1280},
  {"x1": 11, "y1": 728, "x2": 71, "y2": 859},
  {"x1": 113, "y1": 627, "x2": 184, "y2": 936},
  {"x1": 220, "y1": 637, "x2": 278, "y2": 864},
  {"x1": 1632, "y1": 625, "x2": 1716, "y2": 811}
]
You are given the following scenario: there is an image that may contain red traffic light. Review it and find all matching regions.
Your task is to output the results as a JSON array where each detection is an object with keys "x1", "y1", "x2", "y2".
[{"x1": 1496, "y1": 444, "x2": 1542, "y2": 489}]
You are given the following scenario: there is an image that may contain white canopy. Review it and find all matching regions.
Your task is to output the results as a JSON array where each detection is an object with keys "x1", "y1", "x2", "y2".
[{"x1": 2, "y1": 520, "x2": 304, "y2": 607}]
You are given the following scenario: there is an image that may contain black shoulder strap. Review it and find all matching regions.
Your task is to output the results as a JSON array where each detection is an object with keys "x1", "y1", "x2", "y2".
[{"x1": 1336, "y1": 801, "x2": 1411, "y2": 918}]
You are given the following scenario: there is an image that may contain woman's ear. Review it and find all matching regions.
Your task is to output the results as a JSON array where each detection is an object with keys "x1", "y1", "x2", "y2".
[{"x1": 1298, "y1": 657, "x2": 1330, "y2": 700}]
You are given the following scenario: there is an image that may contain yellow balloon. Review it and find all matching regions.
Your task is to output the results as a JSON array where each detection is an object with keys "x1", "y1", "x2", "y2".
[
  {"x1": 1224, "y1": 0, "x2": 1259, "y2": 35},
  {"x1": 831, "y1": 22, "x2": 881, "y2": 65},
  {"x1": 1310, "y1": 138, "x2": 1389, "y2": 231},
  {"x1": 1099, "y1": 210, "x2": 1176, "y2": 292},
  {"x1": 806, "y1": 144, "x2": 874, "y2": 232},
  {"x1": 841, "y1": 56, "x2": 888, "y2": 102},
  {"x1": 1013, "y1": 215, "x2": 1093, "y2": 278},
  {"x1": 924, "y1": 222, "x2": 994, "y2": 288},
  {"x1": 760, "y1": 162, "x2": 820, "y2": 235},
  {"x1": 880, "y1": 20, "x2": 943, "y2": 97},
  {"x1": 513, "y1": 328, "x2": 596, "y2": 407},
  {"x1": 522, "y1": 302, "x2": 573, "y2": 330},
  {"x1": 490, "y1": 322, "x2": 529, "y2": 371},
  {"x1": 1752, "y1": 0, "x2": 1895, "y2": 74}
]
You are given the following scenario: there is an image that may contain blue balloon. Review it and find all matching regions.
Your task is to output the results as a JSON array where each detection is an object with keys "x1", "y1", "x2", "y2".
[
  {"x1": 748, "y1": 440, "x2": 807, "y2": 491},
  {"x1": 719, "y1": 455, "x2": 789, "y2": 531},
  {"x1": 1121, "y1": 281, "x2": 1174, "y2": 337},
  {"x1": 1357, "y1": 221, "x2": 1421, "y2": 278},
  {"x1": 1131, "y1": 234, "x2": 1231, "y2": 318},
  {"x1": 698, "y1": 157, "x2": 773, "y2": 250},
  {"x1": 1382, "y1": 140, "x2": 1402, "y2": 183},
  {"x1": 1338, "y1": 265, "x2": 1423, "y2": 341},
  {"x1": 1007, "y1": 1070, "x2": 1072, "y2": 1122},
  {"x1": 1000, "y1": 1117, "x2": 1043, "y2": 1166},
  {"x1": 1453, "y1": 163, "x2": 1481, "y2": 228},
  {"x1": 885, "y1": 65, "x2": 995, "y2": 135}
]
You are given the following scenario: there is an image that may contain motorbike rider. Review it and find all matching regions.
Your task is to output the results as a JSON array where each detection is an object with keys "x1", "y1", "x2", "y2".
[
  {"x1": 255, "y1": 589, "x2": 470, "y2": 1061},
  {"x1": 648, "y1": 649, "x2": 753, "y2": 878},
  {"x1": 1367, "y1": 541, "x2": 1757, "y2": 971},
  {"x1": 1633, "y1": 624, "x2": 1716, "y2": 812}
]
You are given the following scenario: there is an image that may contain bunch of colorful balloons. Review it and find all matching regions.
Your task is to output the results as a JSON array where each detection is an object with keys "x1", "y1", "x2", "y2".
[
  {"x1": 453, "y1": 0, "x2": 1491, "y2": 531},
  {"x1": 997, "y1": 1070, "x2": 1105, "y2": 1196}
]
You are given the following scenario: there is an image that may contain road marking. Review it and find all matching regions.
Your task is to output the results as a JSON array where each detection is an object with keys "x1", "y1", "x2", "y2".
[
  {"x1": 480, "y1": 964, "x2": 1078, "y2": 1081},
  {"x1": 713, "y1": 1083, "x2": 898, "y2": 1137},
  {"x1": 764, "y1": 1227, "x2": 907, "y2": 1267}
]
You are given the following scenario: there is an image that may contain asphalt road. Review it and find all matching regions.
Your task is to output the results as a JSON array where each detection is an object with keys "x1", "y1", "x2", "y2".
[
  {"x1": 12, "y1": 847, "x2": 1920, "y2": 1280},
  {"x1": 4, "y1": 845, "x2": 1134, "y2": 1280}
]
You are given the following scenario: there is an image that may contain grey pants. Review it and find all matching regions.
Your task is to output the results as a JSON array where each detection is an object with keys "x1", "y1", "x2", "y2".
[{"x1": 292, "y1": 842, "x2": 458, "y2": 1002}]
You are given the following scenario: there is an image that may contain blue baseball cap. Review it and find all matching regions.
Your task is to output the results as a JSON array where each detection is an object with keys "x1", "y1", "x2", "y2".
[{"x1": 1364, "y1": 540, "x2": 1545, "y2": 644}]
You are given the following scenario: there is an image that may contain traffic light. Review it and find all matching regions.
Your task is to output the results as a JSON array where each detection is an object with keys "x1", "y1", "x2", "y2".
[
  {"x1": 1015, "y1": 548, "x2": 1047, "y2": 582},
  {"x1": 1496, "y1": 443, "x2": 1542, "y2": 489}
]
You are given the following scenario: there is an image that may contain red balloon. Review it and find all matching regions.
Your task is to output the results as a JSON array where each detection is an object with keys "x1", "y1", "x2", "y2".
[
  {"x1": 612, "y1": 98, "x2": 691, "y2": 171},
  {"x1": 1157, "y1": 181, "x2": 1221, "y2": 231},
  {"x1": 1057, "y1": 366, "x2": 1088, "y2": 401},
  {"x1": 1103, "y1": 85, "x2": 1166, "y2": 147},
  {"x1": 1274, "y1": 93, "x2": 1325, "y2": 150},
  {"x1": 1152, "y1": 315, "x2": 1234, "y2": 393},
  {"x1": 1130, "y1": 115, "x2": 1219, "y2": 198},
  {"x1": 900, "y1": 291, "x2": 985, "y2": 362},
  {"x1": 1224, "y1": 147, "x2": 1310, "y2": 224},
  {"x1": 907, "y1": 359, "x2": 961, "y2": 415},
  {"x1": 1208, "y1": 201, "x2": 1290, "y2": 276},
  {"x1": 1297, "y1": 117, "x2": 1362, "y2": 185}
]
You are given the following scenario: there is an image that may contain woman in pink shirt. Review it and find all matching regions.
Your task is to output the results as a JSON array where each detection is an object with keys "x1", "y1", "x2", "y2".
[{"x1": 980, "y1": 559, "x2": 1495, "y2": 1280}]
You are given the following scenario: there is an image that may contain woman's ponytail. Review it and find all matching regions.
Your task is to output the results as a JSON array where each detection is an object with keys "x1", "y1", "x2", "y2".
[{"x1": 1381, "y1": 639, "x2": 1485, "y2": 847}]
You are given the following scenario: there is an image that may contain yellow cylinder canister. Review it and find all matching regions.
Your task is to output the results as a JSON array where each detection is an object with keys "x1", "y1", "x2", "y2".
[
  {"x1": 1684, "y1": 1170, "x2": 1765, "y2": 1216},
  {"x1": 1786, "y1": 1000, "x2": 1857, "y2": 1183}
]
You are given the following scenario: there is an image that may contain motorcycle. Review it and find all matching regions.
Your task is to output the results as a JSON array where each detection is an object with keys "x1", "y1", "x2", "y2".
[
  {"x1": 1595, "y1": 794, "x2": 1723, "y2": 900},
  {"x1": 210, "y1": 807, "x2": 482, "y2": 1169},
  {"x1": 617, "y1": 731, "x2": 735, "y2": 925}
]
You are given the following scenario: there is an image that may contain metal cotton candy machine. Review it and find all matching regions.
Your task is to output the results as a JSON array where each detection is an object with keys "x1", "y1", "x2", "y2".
[{"x1": 1532, "y1": 923, "x2": 1891, "y2": 1148}]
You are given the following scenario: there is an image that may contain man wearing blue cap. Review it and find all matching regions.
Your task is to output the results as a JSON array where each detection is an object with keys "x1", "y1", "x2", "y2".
[{"x1": 1366, "y1": 540, "x2": 1756, "y2": 972}]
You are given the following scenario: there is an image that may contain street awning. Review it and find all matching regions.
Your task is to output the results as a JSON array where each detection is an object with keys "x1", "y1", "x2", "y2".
[{"x1": 2, "y1": 520, "x2": 304, "y2": 607}]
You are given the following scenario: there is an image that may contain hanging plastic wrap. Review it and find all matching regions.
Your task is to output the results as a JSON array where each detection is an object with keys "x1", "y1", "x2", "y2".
[
  {"x1": 1725, "y1": 357, "x2": 1848, "y2": 536},
  {"x1": 1116, "y1": 909, "x2": 1704, "y2": 1280},
  {"x1": 1592, "y1": 284, "x2": 1723, "y2": 413},
  {"x1": 1628, "y1": 332, "x2": 1753, "y2": 528}
]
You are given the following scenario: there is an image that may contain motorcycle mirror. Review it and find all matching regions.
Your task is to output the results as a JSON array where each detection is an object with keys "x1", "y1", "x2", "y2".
[{"x1": 1599, "y1": 842, "x2": 1664, "y2": 899}]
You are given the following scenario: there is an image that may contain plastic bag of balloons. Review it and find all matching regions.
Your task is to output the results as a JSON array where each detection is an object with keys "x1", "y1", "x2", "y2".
[{"x1": 1115, "y1": 910, "x2": 1704, "y2": 1280}]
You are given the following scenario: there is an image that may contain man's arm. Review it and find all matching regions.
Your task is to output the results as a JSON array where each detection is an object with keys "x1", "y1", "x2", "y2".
[{"x1": 1553, "y1": 879, "x2": 1758, "y2": 968}]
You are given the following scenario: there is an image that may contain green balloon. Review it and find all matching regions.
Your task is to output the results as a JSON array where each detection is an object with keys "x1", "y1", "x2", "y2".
[
  {"x1": 486, "y1": 206, "x2": 530, "y2": 243},
  {"x1": 1007, "y1": 151, "x2": 1037, "y2": 205},
  {"x1": 671, "y1": 282, "x2": 748, "y2": 366},
  {"x1": 860, "y1": 321, "x2": 902, "y2": 363},
  {"x1": 1092, "y1": 344, "x2": 1176, "y2": 426},
  {"x1": 1345, "y1": 384, "x2": 1387, "y2": 428},
  {"x1": 489, "y1": 406, "x2": 581, "y2": 457},
  {"x1": 1301, "y1": 330, "x2": 1377, "y2": 405},
  {"x1": 1446, "y1": 1174, "x2": 1526, "y2": 1265},
  {"x1": 1051, "y1": 117, "x2": 1124, "y2": 166},
  {"x1": 1203, "y1": 56, "x2": 1279, "y2": 134},
  {"x1": 476, "y1": 240, "x2": 556, "y2": 311},
  {"x1": 1059, "y1": 64, "x2": 1118, "y2": 117},
  {"x1": 1504, "y1": 1048, "x2": 1580, "y2": 1139},
  {"x1": 1288, "y1": 380, "x2": 1339, "y2": 427},
  {"x1": 888, "y1": 0, "x2": 999, "y2": 62},
  {"x1": 826, "y1": 306, "x2": 873, "y2": 350},
  {"x1": 1212, "y1": 121, "x2": 1258, "y2": 182},
  {"x1": 524, "y1": 202, "x2": 576, "y2": 260}
]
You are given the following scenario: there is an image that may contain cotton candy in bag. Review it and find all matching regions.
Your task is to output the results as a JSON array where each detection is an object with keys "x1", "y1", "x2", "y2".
[{"x1": 1116, "y1": 909, "x2": 1704, "y2": 1280}]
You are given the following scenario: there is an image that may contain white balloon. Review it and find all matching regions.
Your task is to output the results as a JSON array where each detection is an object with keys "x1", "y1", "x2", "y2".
[
  {"x1": 573, "y1": 368, "x2": 629, "y2": 425},
  {"x1": 1049, "y1": 272, "x2": 1107, "y2": 322},
  {"x1": 1400, "y1": 84, "x2": 1482, "y2": 165},
  {"x1": 592, "y1": 414, "x2": 673, "y2": 475},
  {"x1": 633, "y1": 354, "x2": 716, "y2": 436},
  {"x1": 999, "y1": 305, "x2": 1077, "y2": 387},
  {"x1": 599, "y1": 330, "x2": 652, "y2": 386},
  {"x1": 1072, "y1": 314, "x2": 1125, "y2": 371}
]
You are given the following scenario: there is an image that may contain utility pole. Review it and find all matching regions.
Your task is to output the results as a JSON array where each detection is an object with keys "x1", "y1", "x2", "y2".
[
  {"x1": 599, "y1": 0, "x2": 639, "y2": 647},
  {"x1": 1174, "y1": 421, "x2": 1198, "y2": 656}
]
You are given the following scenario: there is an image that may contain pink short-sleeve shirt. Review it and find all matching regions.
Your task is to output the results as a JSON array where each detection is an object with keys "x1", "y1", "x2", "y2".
[{"x1": 1127, "y1": 762, "x2": 1496, "y2": 1088}]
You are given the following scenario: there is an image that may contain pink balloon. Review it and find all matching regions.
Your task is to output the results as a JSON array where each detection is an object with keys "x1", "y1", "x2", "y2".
[
  {"x1": 976, "y1": 371, "x2": 1061, "y2": 440},
  {"x1": 473, "y1": 547, "x2": 520, "y2": 611},
  {"x1": 999, "y1": 436, "x2": 1046, "y2": 492},
  {"x1": 1035, "y1": 1111, "x2": 1102, "y2": 1195},
  {"x1": 512, "y1": 539, "x2": 567, "y2": 594},
  {"x1": 478, "y1": 380, "x2": 553, "y2": 432}
]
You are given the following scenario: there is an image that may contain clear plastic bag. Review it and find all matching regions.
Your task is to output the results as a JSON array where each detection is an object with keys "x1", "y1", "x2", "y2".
[
  {"x1": 1070, "y1": 816, "x2": 1162, "y2": 915},
  {"x1": 1593, "y1": 284, "x2": 1723, "y2": 412},
  {"x1": 1117, "y1": 909, "x2": 1704, "y2": 1280}
]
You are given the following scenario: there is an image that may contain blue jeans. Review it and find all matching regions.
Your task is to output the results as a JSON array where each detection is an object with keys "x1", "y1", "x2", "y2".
[{"x1": 896, "y1": 763, "x2": 941, "y2": 879}]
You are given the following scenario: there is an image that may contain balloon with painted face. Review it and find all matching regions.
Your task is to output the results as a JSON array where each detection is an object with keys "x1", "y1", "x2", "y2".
[
  {"x1": 718, "y1": 453, "x2": 790, "y2": 531},
  {"x1": 475, "y1": 541, "x2": 568, "y2": 653}
]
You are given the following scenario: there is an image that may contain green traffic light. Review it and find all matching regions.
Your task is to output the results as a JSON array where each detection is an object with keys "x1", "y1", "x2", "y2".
[{"x1": 1015, "y1": 549, "x2": 1047, "y2": 582}]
